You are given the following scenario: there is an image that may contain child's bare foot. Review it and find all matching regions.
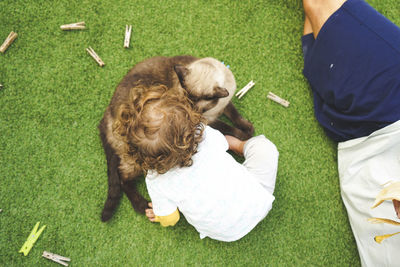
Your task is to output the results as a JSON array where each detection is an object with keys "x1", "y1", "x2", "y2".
[{"x1": 225, "y1": 135, "x2": 246, "y2": 156}]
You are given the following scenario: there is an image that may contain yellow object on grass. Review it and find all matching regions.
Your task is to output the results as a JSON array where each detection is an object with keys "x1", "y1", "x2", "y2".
[{"x1": 19, "y1": 222, "x2": 46, "y2": 256}]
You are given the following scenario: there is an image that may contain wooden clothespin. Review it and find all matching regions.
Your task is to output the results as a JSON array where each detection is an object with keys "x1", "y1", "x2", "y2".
[
  {"x1": 86, "y1": 46, "x2": 105, "y2": 67},
  {"x1": 236, "y1": 80, "x2": 255, "y2": 99},
  {"x1": 19, "y1": 222, "x2": 46, "y2": 256},
  {"x1": 42, "y1": 251, "x2": 71, "y2": 266},
  {"x1": 0, "y1": 31, "x2": 18, "y2": 53},
  {"x1": 60, "y1": 21, "x2": 86, "y2": 30},
  {"x1": 267, "y1": 92, "x2": 290, "y2": 108},
  {"x1": 124, "y1": 25, "x2": 132, "y2": 48}
]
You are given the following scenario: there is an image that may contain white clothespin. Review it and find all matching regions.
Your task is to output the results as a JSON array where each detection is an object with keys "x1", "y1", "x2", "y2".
[
  {"x1": 267, "y1": 92, "x2": 290, "y2": 107},
  {"x1": 0, "y1": 31, "x2": 18, "y2": 53},
  {"x1": 42, "y1": 251, "x2": 71, "y2": 266},
  {"x1": 124, "y1": 25, "x2": 132, "y2": 48},
  {"x1": 60, "y1": 22, "x2": 86, "y2": 30},
  {"x1": 236, "y1": 80, "x2": 255, "y2": 99},
  {"x1": 86, "y1": 46, "x2": 105, "y2": 67}
]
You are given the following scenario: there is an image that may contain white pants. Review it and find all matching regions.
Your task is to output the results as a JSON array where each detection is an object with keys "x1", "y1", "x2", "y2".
[
  {"x1": 338, "y1": 120, "x2": 400, "y2": 267},
  {"x1": 243, "y1": 135, "x2": 279, "y2": 195}
]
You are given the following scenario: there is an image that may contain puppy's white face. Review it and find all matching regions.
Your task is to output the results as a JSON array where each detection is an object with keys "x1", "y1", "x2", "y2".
[
  {"x1": 186, "y1": 58, "x2": 235, "y2": 96},
  {"x1": 175, "y1": 57, "x2": 236, "y2": 121}
]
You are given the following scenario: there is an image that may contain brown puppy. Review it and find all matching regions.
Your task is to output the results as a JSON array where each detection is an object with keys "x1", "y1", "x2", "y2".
[{"x1": 99, "y1": 55, "x2": 254, "y2": 221}]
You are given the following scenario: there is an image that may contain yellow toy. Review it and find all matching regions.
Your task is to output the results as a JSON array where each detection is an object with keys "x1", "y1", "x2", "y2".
[{"x1": 19, "y1": 222, "x2": 46, "y2": 256}]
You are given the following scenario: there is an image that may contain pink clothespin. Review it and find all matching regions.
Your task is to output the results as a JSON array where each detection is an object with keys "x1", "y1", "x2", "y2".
[{"x1": 42, "y1": 251, "x2": 71, "y2": 266}]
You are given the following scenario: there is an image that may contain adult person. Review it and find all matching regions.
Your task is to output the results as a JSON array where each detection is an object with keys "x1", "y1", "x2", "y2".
[{"x1": 301, "y1": 0, "x2": 400, "y2": 265}]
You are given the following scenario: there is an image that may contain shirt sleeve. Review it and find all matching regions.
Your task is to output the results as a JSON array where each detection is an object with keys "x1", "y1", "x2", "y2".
[
  {"x1": 204, "y1": 126, "x2": 229, "y2": 152},
  {"x1": 146, "y1": 177, "x2": 178, "y2": 217}
]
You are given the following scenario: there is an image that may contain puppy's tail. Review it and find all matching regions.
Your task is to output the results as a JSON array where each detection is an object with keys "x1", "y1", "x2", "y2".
[
  {"x1": 101, "y1": 164, "x2": 122, "y2": 222},
  {"x1": 99, "y1": 117, "x2": 122, "y2": 222}
]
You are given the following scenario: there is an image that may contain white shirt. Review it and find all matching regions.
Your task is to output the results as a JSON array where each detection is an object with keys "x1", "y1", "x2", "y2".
[{"x1": 146, "y1": 126, "x2": 277, "y2": 242}]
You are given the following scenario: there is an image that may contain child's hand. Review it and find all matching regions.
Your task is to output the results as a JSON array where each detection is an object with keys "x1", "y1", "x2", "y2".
[{"x1": 145, "y1": 202, "x2": 156, "y2": 222}]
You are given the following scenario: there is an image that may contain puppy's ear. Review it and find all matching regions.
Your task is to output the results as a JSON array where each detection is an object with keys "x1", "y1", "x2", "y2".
[
  {"x1": 199, "y1": 86, "x2": 229, "y2": 100},
  {"x1": 174, "y1": 65, "x2": 190, "y2": 88},
  {"x1": 211, "y1": 86, "x2": 229, "y2": 99}
]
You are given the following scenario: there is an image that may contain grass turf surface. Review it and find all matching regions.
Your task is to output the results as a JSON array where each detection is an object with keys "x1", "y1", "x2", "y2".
[{"x1": 1, "y1": 0, "x2": 400, "y2": 266}]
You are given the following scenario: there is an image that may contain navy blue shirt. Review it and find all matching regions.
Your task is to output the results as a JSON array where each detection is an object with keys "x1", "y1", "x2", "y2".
[{"x1": 302, "y1": 0, "x2": 400, "y2": 142}]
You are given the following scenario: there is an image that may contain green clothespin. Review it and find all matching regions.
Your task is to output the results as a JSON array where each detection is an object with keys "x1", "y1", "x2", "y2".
[{"x1": 19, "y1": 222, "x2": 46, "y2": 256}]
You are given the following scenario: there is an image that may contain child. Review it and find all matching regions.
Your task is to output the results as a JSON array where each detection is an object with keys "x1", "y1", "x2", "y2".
[{"x1": 134, "y1": 89, "x2": 279, "y2": 242}]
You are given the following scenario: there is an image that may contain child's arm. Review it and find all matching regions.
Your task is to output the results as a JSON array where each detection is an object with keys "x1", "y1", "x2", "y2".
[
  {"x1": 145, "y1": 202, "x2": 180, "y2": 227},
  {"x1": 225, "y1": 135, "x2": 246, "y2": 156}
]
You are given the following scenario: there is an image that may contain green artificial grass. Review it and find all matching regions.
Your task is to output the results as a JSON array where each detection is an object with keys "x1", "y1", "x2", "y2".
[{"x1": 1, "y1": 0, "x2": 400, "y2": 266}]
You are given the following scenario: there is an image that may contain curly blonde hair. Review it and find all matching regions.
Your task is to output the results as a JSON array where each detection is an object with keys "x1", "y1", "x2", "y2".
[{"x1": 113, "y1": 84, "x2": 205, "y2": 174}]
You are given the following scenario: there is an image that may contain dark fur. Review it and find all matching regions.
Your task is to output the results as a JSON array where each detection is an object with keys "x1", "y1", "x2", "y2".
[{"x1": 99, "y1": 55, "x2": 254, "y2": 222}]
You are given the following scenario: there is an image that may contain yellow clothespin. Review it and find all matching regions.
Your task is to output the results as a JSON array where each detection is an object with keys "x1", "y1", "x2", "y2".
[{"x1": 19, "y1": 222, "x2": 46, "y2": 256}]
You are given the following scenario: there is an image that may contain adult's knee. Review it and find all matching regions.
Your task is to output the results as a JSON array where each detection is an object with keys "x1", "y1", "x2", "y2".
[
  {"x1": 303, "y1": 0, "x2": 345, "y2": 18},
  {"x1": 303, "y1": 0, "x2": 346, "y2": 37},
  {"x1": 303, "y1": 0, "x2": 324, "y2": 17}
]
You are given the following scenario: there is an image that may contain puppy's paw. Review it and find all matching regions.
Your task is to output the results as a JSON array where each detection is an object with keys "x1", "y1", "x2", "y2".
[
  {"x1": 133, "y1": 199, "x2": 150, "y2": 214},
  {"x1": 231, "y1": 128, "x2": 253, "y2": 141},
  {"x1": 101, "y1": 209, "x2": 113, "y2": 222},
  {"x1": 237, "y1": 118, "x2": 254, "y2": 137}
]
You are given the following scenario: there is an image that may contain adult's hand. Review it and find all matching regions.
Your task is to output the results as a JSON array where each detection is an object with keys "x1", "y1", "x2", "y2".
[{"x1": 394, "y1": 199, "x2": 400, "y2": 219}]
